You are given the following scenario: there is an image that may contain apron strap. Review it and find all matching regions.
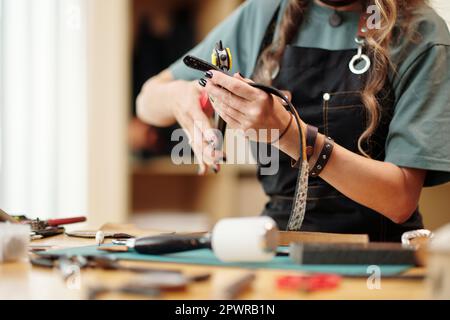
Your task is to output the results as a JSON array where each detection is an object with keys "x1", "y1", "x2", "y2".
[{"x1": 251, "y1": 5, "x2": 281, "y2": 79}]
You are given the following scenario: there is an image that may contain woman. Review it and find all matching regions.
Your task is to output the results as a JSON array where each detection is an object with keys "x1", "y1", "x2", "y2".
[{"x1": 137, "y1": 0, "x2": 450, "y2": 241}]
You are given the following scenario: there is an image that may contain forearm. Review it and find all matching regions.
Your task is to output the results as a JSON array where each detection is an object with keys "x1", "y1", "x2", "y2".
[
  {"x1": 136, "y1": 70, "x2": 184, "y2": 127},
  {"x1": 278, "y1": 126, "x2": 425, "y2": 224},
  {"x1": 320, "y1": 142, "x2": 425, "y2": 223}
]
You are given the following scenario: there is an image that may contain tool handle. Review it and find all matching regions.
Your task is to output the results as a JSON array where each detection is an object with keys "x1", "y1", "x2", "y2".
[
  {"x1": 134, "y1": 234, "x2": 211, "y2": 255},
  {"x1": 47, "y1": 216, "x2": 87, "y2": 226},
  {"x1": 183, "y1": 55, "x2": 221, "y2": 73},
  {"x1": 199, "y1": 91, "x2": 214, "y2": 118}
]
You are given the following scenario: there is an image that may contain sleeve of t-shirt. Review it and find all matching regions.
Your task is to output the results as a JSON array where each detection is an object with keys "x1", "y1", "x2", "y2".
[
  {"x1": 385, "y1": 44, "x2": 450, "y2": 187},
  {"x1": 168, "y1": 0, "x2": 282, "y2": 81}
]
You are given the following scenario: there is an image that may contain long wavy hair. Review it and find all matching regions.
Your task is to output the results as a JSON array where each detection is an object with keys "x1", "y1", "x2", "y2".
[{"x1": 253, "y1": 0, "x2": 426, "y2": 157}]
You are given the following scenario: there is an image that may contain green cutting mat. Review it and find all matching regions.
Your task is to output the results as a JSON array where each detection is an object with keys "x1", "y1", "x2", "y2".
[{"x1": 42, "y1": 245, "x2": 412, "y2": 276}]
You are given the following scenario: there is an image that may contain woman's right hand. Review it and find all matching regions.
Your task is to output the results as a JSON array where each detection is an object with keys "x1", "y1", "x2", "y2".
[{"x1": 170, "y1": 80, "x2": 225, "y2": 175}]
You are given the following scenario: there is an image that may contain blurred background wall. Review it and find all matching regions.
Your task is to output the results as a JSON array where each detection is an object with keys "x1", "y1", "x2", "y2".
[
  {"x1": 419, "y1": 0, "x2": 450, "y2": 231},
  {"x1": 0, "y1": 0, "x2": 89, "y2": 221},
  {"x1": 0, "y1": 0, "x2": 449, "y2": 231}
]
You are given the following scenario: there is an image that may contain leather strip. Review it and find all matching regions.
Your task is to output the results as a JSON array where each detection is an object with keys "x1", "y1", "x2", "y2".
[
  {"x1": 306, "y1": 125, "x2": 319, "y2": 160},
  {"x1": 291, "y1": 125, "x2": 319, "y2": 168}
]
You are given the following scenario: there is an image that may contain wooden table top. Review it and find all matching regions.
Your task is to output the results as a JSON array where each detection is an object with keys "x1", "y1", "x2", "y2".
[{"x1": 0, "y1": 233, "x2": 428, "y2": 300}]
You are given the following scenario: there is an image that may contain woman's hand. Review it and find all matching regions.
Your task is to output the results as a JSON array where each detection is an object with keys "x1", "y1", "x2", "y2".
[
  {"x1": 137, "y1": 70, "x2": 224, "y2": 175},
  {"x1": 170, "y1": 80, "x2": 224, "y2": 175},
  {"x1": 203, "y1": 71, "x2": 293, "y2": 143}
]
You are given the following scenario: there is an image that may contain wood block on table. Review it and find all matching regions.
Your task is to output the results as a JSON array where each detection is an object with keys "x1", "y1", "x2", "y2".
[{"x1": 278, "y1": 231, "x2": 369, "y2": 246}]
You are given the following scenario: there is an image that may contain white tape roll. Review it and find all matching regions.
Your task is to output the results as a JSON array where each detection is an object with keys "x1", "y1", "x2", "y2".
[
  {"x1": 0, "y1": 223, "x2": 30, "y2": 263},
  {"x1": 211, "y1": 217, "x2": 279, "y2": 263}
]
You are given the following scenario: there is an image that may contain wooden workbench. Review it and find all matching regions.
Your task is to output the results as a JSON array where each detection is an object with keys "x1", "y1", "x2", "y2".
[{"x1": 0, "y1": 233, "x2": 428, "y2": 300}]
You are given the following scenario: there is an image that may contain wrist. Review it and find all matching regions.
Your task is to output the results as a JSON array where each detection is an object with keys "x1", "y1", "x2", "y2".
[
  {"x1": 170, "y1": 80, "x2": 199, "y2": 114},
  {"x1": 277, "y1": 114, "x2": 301, "y2": 160}
]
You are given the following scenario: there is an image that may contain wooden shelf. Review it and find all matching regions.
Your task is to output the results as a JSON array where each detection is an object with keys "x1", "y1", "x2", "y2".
[
  {"x1": 131, "y1": 157, "x2": 267, "y2": 223},
  {"x1": 132, "y1": 156, "x2": 258, "y2": 176}
]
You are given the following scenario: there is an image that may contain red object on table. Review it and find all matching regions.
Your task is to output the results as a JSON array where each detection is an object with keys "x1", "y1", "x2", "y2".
[
  {"x1": 276, "y1": 274, "x2": 342, "y2": 292},
  {"x1": 199, "y1": 90, "x2": 214, "y2": 118},
  {"x1": 46, "y1": 216, "x2": 87, "y2": 226}
]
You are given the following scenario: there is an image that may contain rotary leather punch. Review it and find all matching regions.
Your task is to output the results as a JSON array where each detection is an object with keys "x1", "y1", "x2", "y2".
[{"x1": 199, "y1": 41, "x2": 233, "y2": 152}]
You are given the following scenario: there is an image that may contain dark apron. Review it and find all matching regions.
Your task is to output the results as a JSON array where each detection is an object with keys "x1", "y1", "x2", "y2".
[{"x1": 253, "y1": 13, "x2": 424, "y2": 242}]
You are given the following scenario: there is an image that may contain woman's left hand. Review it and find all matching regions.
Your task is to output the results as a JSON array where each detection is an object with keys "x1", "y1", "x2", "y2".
[{"x1": 203, "y1": 70, "x2": 292, "y2": 142}]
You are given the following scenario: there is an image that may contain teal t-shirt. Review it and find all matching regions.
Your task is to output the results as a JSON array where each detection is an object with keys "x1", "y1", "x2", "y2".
[{"x1": 169, "y1": 0, "x2": 450, "y2": 187}]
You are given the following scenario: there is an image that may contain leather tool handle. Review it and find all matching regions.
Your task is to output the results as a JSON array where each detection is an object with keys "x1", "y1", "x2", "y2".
[
  {"x1": 199, "y1": 91, "x2": 214, "y2": 117},
  {"x1": 134, "y1": 234, "x2": 211, "y2": 255}
]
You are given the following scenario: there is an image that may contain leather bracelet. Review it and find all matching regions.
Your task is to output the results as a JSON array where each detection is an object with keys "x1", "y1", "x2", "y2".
[
  {"x1": 291, "y1": 124, "x2": 319, "y2": 169},
  {"x1": 271, "y1": 113, "x2": 293, "y2": 144},
  {"x1": 309, "y1": 136, "x2": 334, "y2": 177},
  {"x1": 306, "y1": 125, "x2": 319, "y2": 160}
]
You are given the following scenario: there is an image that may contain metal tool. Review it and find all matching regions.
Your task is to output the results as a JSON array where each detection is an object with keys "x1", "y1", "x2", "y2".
[
  {"x1": 211, "y1": 40, "x2": 232, "y2": 150},
  {"x1": 214, "y1": 273, "x2": 256, "y2": 300},
  {"x1": 112, "y1": 234, "x2": 211, "y2": 255},
  {"x1": 66, "y1": 230, "x2": 134, "y2": 239},
  {"x1": 87, "y1": 284, "x2": 160, "y2": 300},
  {"x1": 30, "y1": 227, "x2": 65, "y2": 239},
  {"x1": 87, "y1": 272, "x2": 211, "y2": 300},
  {"x1": 31, "y1": 254, "x2": 183, "y2": 275},
  {"x1": 9, "y1": 215, "x2": 87, "y2": 239},
  {"x1": 27, "y1": 216, "x2": 87, "y2": 231}
]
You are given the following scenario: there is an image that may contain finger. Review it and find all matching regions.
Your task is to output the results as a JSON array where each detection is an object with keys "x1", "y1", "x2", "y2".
[
  {"x1": 209, "y1": 70, "x2": 260, "y2": 101},
  {"x1": 176, "y1": 112, "x2": 212, "y2": 173},
  {"x1": 191, "y1": 138, "x2": 214, "y2": 175},
  {"x1": 191, "y1": 122, "x2": 219, "y2": 166},
  {"x1": 188, "y1": 102, "x2": 219, "y2": 146},
  {"x1": 184, "y1": 127, "x2": 209, "y2": 175},
  {"x1": 213, "y1": 106, "x2": 241, "y2": 129},
  {"x1": 210, "y1": 97, "x2": 243, "y2": 129},
  {"x1": 197, "y1": 160, "x2": 208, "y2": 176},
  {"x1": 234, "y1": 72, "x2": 254, "y2": 84},
  {"x1": 281, "y1": 90, "x2": 292, "y2": 102},
  {"x1": 194, "y1": 140, "x2": 222, "y2": 174},
  {"x1": 204, "y1": 81, "x2": 247, "y2": 117}
]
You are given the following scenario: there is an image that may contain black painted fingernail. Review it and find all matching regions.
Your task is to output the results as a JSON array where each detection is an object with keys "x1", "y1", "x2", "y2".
[
  {"x1": 238, "y1": 72, "x2": 244, "y2": 78},
  {"x1": 199, "y1": 78, "x2": 207, "y2": 87},
  {"x1": 205, "y1": 71, "x2": 213, "y2": 79}
]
